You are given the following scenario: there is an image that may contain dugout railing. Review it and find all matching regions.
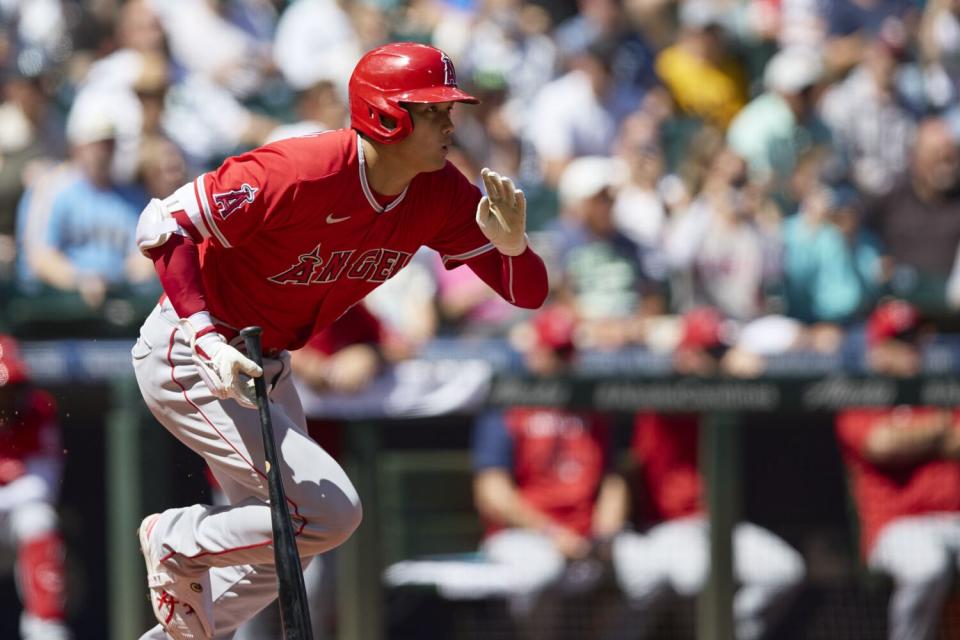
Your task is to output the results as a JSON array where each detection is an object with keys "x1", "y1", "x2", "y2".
[{"x1": 17, "y1": 337, "x2": 960, "y2": 640}]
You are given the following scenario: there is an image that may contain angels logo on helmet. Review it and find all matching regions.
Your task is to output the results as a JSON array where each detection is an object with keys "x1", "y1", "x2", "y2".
[{"x1": 440, "y1": 53, "x2": 456, "y2": 86}]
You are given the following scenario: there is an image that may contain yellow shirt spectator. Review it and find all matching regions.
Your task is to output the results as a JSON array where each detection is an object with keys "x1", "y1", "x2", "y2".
[{"x1": 655, "y1": 44, "x2": 749, "y2": 129}]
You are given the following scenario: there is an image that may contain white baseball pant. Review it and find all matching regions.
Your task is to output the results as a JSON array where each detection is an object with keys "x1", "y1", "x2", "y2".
[
  {"x1": 612, "y1": 515, "x2": 805, "y2": 640},
  {"x1": 868, "y1": 512, "x2": 960, "y2": 640},
  {"x1": 132, "y1": 301, "x2": 362, "y2": 638}
]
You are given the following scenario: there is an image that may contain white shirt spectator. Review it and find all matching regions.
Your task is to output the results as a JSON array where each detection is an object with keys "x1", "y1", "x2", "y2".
[
  {"x1": 526, "y1": 70, "x2": 618, "y2": 165},
  {"x1": 273, "y1": 0, "x2": 362, "y2": 94},
  {"x1": 148, "y1": 0, "x2": 271, "y2": 98},
  {"x1": 820, "y1": 66, "x2": 916, "y2": 196},
  {"x1": 613, "y1": 184, "x2": 668, "y2": 250}
]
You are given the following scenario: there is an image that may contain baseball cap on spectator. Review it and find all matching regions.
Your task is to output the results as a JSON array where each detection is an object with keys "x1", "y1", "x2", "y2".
[
  {"x1": 0, "y1": 335, "x2": 29, "y2": 387},
  {"x1": 866, "y1": 300, "x2": 920, "y2": 346},
  {"x1": 532, "y1": 305, "x2": 577, "y2": 358},
  {"x1": 764, "y1": 47, "x2": 823, "y2": 94},
  {"x1": 558, "y1": 156, "x2": 627, "y2": 207},
  {"x1": 66, "y1": 104, "x2": 116, "y2": 146},
  {"x1": 679, "y1": 306, "x2": 729, "y2": 352}
]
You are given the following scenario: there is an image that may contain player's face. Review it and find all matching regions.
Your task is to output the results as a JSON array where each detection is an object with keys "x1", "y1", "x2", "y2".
[{"x1": 397, "y1": 101, "x2": 456, "y2": 172}]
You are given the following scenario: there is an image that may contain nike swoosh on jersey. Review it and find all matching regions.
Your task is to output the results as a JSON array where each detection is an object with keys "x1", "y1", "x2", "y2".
[{"x1": 326, "y1": 214, "x2": 351, "y2": 224}]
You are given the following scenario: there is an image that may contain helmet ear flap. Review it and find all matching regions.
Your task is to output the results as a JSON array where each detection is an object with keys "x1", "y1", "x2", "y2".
[{"x1": 354, "y1": 94, "x2": 413, "y2": 143}]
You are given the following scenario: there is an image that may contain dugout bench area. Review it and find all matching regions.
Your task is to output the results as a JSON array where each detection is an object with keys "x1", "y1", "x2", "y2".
[{"x1": 12, "y1": 338, "x2": 960, "y2": 639}]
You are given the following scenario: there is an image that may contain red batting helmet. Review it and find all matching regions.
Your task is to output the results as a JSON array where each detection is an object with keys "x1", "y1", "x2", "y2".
[
  {"x1": 349, "y1": 42, "x2": 478, "y2": 144},
  {"x1": 0, "y1": 335, "x2": 29, "y2": 387}
]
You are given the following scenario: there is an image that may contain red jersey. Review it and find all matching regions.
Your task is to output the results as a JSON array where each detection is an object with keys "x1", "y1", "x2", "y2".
[
  {"x1": 632, "y1": 413, "x2": 702, "y2": 522},
  {"x1": 474, "y1": 408, "x2": 613, "y2": 537},
  {"x1": 0, "y1": 389, "x2": 60, "y2": 485},
  {"x1": 173, "y1": 130, "x2": 499, "y2": 351},
  {"x1": 302, "y1": 304, "x2": 384, "y2": 356},
  {"x1": 836, "y1": 408, "x2": 960, "y2": 556}
]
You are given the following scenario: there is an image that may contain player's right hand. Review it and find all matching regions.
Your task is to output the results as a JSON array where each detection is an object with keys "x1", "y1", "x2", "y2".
[
  {"x1": 192, "y1": 333, "x2": 263, "y2": 409},
  {"x1": 477, "y1": 168, "x2": 527, "y2": 256}
]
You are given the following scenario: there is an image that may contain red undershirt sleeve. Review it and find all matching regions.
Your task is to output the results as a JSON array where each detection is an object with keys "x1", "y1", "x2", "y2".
[
  {"x1": 464, "y1": 245, "x2": 549, "y2": 309},
  {"x1": 146, "y1": 234, "x2": 208, "y2": 320}
]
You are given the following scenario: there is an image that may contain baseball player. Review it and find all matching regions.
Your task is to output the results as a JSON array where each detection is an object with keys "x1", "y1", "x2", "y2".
[
  {"x1": 131, "y1": 42, "x2": 548, "y2": 639},
  {"x1": 0, "y1": 335, "x2": 71, "y2": 640},
  {"x1": 614, "y1": 413, "x2": 806, "y2": 640},
  {"x1": 836, "y1": 301, "x2": 960, "y2": 640}
]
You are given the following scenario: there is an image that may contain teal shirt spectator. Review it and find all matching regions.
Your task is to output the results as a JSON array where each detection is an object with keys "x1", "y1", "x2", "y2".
[
  {"x1": 42, "y1": 177, "x2": 146, "y2": 283},
  {"x1": 727, "y1": 93, "x2": 831, "y2": 205},
  {"x1": 782, "y1": 213, "x2": 883, "y2": 323}
]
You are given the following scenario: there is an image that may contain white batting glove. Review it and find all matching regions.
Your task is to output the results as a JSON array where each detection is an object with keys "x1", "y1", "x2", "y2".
[
  {"x1": 193, "y1": 332, "x2": 262, "y2": 408},
  {"x1": 181, "y1": 318, "x2": 263, "y2": 409},
  {"x1": 477, "y1": 168, "x2": 528, "y2": 256}
]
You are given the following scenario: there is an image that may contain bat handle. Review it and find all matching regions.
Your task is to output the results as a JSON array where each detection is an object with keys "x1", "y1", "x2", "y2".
[{"x1": 240, "y1": 326, "x2": 265, "y2": 367}]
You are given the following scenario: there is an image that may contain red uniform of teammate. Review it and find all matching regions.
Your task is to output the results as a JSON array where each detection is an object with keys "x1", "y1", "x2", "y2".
[
  {"x1": 0, "y1": 336, "x2": 70, "y2": 640},
  {"x1": 835, "y1": 300, "x2": 960, "y2": 640},
  {"x1": 131, "y1": 43, "x2": 548, "y2": 639}
]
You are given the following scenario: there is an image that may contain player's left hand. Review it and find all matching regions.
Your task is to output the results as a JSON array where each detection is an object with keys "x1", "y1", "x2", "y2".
[
  {"x1": 477, "y1": 168, "x2": 527, "y2": 256},
  {"x1": 192, "y1": 332, "x2": 263, "y2": 409}
]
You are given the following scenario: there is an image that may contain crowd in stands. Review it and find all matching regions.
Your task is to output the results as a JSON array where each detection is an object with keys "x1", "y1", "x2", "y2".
[
  {"x1": 1, "y1": 0, "x2": 960, "y2": 349},
  {"x1": 6, "y1": 0, "x2": 960, "y2": 638}
]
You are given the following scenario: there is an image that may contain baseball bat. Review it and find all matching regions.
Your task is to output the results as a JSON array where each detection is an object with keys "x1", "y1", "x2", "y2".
[{"x1": 240, "y1": 326, "x2": 314, "y2": 640}]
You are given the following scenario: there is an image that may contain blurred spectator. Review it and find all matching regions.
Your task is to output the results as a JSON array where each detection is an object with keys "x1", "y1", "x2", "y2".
[
  {"x1": 450, "y1": 78, "x2": 525, "y2": 192},
  {"x1": 611, "y1": 112, "x2": 677, "y2": 253},
  {"x1": 75, "y1": 0, "x2": 173, "y2": 181},
  {"x1": 525, "y1": 38, "x2": 637, "y2": 187},
  {"x1": 77, "y1": 1, "x2": 278, "y2": 172},
  {"x1": 835, "y1": 299, "x2": 960, "y2": 640},
  {"x1": 446, "y1": 0, "x2": 557, "y2": 143},
  {"x1": 554, "y1": 0, "x2": 622, "y2": 57},
  {"x1": 728, "y1": 47, "x2": 830, "y2": 205},
  {"x1": 782, "y1": 183, "x2": 884, "y2": 324},
  {"x1": 0, "y1": 0, "x2": 69, "y2": 68},
  {"x1": 265, "y1": 79, "x2": 348, "y2": 143},
  {"x1": 775, "y1": 0, "x2": 830, "y2": 49},
  {"x1": 473, "y1": 305, "x2": 629, "y2": 628},
  {"x1": 550, "y1": 155, "x2": 665, "y2": 349},
  {"x1": 273, "y1": 0, "x2": 365, "y2": 96},
  {"x1": 864, "y1": 117, "x2": 960, "y2": 316},
  {"x1": 919, "y1": 0, "x2": 960, "y2": 114},
  {"x1": 664, "y1": 148, "x2": 781, "y2": 322},
  {"x1": 823, "y1": 0, "x2": 918, "y2": 75},
  {"x1": 0, "y1": 335, "x2": 71, "y2": 640},
  {"x1": 434, "y1": 248, "x2": 522, "y2": 338},
  {"x1": 364, "y1": 248, "x2": 439, "y2": 354},
  {"x1": 148, "y1": 0, "x2": 277, "y2": 99},
  {"x1": 136, "y1": 135, "x2": 188, "y2": 201},
  {"x1": 614, "y1": 411, "x2": 806, "y2": 640},
  {"x1": 819, "y1": 22, "x2": 917, "y2": 196},
  {"x1": 17, "y1": 107, "x2": 155, "y2": 312},
  {"x1": 0, "y1": 68, "x2": 64, "y2": 278},
  {"x1": 654, "y1": 2, "x2": 749, "y2": 130}
]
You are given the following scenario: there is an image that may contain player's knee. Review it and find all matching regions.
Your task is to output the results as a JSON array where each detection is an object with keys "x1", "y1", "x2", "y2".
[
  {"x1": 11, "y1": 502, "x2": 58, "y2": 542},
  {"x1": 895, "y1": 552, "x2": 952, "y2": 590},
  {"x1": 765, "y1": 547, "x2": 807, "y2": 589},
  {"x1": 300, "y1": 492, "x2": 362, "y2": 550}
]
